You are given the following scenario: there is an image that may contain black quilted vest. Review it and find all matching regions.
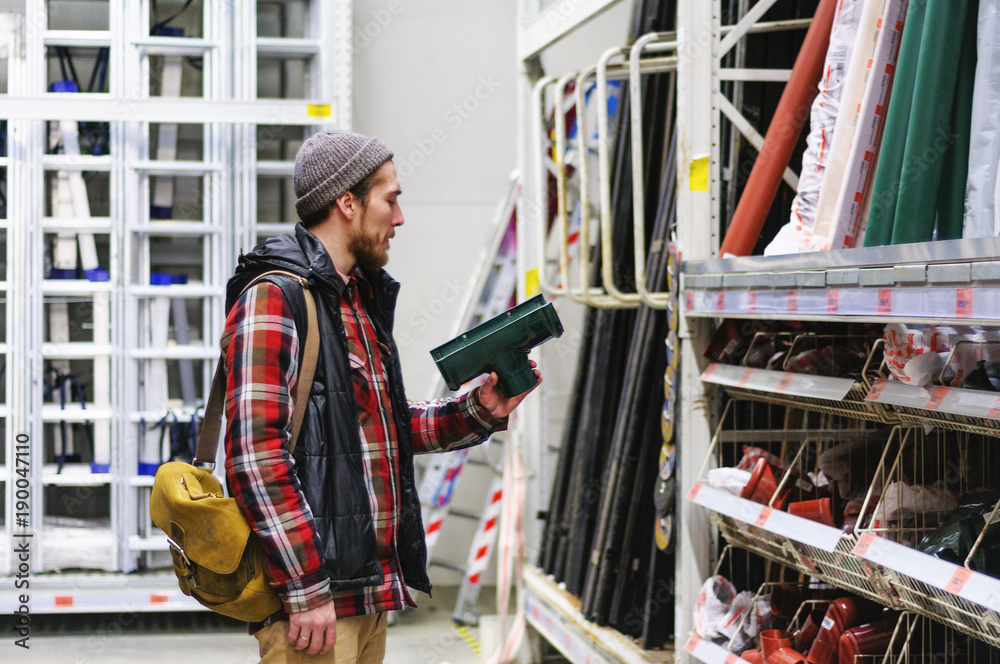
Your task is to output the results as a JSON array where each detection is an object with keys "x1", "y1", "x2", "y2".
[{"x1": 225, "y1": 224, "x2": 430, "y2": 595}]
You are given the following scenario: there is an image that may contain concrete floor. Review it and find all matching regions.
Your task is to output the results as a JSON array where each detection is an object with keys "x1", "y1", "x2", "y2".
[{"x1": 7, "y1": 587, "x2": 519, "y2": 664}]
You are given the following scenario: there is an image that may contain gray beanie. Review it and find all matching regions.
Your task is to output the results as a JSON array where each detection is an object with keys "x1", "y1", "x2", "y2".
[{"x1": 293, "y1": 130, "x2": 394, "y2": 220}]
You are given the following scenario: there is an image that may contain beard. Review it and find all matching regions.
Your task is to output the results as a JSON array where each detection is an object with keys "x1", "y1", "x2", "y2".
[{"x1": 348, "y1": 214, "x2": 390, "y2": 274}]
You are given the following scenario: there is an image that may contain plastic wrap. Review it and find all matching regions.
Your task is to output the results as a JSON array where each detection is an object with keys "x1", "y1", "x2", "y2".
[
  {"x1": 812, "y1": 0, "x2": 888, "y2": 248},
  {"x1": 825, "y1": 0, "x2": 908, "y2": 249},
  {"x1": 765, "y1": 0, "x2": 864, "y2": 256},
  {"x1": 918, "y1": 491, "x2": 1000, "y2": 576},
  {"x1": 964, "y1": 0, "x2": 1000, "y2": 238},
  {"x1": 695, "y1": 575, "x2": 738, "y2": 638}
]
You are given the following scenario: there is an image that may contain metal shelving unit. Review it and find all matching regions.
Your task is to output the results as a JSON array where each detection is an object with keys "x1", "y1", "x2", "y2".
[
  {"x1": 519, "y1": 1, "x2": 1000, "y2": 663},
  {"x1": 681, "y1": 240, "x2": 1000, "y2": 653},
  {"x1": 0, "y1": 0, "x2": 347, "y2": 608}
]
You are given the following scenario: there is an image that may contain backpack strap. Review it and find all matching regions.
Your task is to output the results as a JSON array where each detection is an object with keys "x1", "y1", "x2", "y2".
[{"x1": 194, "y1": 270, "x2": 319, "y2": 465}]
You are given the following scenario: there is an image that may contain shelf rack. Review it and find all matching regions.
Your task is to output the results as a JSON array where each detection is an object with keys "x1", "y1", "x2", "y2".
[
  {"x1": 685, "y1": 318, "x2": 1000, "y2": 651},
  {"x1": 0, "y1": 0, "x2": 348, "y2": 600}
]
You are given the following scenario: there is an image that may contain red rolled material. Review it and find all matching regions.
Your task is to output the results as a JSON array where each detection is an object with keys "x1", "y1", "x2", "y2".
[{"x1": 718, "y1": 0, "x2": 838, "y2": 258}]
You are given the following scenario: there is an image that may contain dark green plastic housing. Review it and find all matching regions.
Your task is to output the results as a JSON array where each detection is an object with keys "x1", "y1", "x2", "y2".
[{"x1": 431, "y1": 294, "x2": 563, "y2": 398}]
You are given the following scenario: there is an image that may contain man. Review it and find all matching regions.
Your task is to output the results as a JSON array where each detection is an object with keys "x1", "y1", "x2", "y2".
[{"x1": 222, "y1": 129, "x2": 539, "y2": 663}]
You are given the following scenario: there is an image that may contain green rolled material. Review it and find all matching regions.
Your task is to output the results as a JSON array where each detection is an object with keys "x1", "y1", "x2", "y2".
[
  {"x1": 864, "y1": 0, "x2": 928, "y2": 247},
  {"x1": 935, "y1": 0, "x2": 979, "y2": 241},
  {"x1": 891, "y1": 0, "x2": 971, "y2": 245}
]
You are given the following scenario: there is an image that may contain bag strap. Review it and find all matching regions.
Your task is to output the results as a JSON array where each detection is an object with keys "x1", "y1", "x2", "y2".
[{"x1": 194, "y1": 270, "x2": 319, "y2": 465}]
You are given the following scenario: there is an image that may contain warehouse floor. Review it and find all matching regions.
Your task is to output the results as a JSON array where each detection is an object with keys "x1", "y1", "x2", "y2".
[{"x1": 13, "y1": 587, "x2": 508, "y2": 664}]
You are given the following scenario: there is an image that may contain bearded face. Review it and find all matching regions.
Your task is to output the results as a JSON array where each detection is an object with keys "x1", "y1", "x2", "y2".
[{"x1": 348, "y1": 210, "x2": 391, "y2": 273}]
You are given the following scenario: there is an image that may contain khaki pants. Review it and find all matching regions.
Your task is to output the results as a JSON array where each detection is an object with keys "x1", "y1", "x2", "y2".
[{"x1": 255, "y1": 613, "x2": 388, "y2": 664}]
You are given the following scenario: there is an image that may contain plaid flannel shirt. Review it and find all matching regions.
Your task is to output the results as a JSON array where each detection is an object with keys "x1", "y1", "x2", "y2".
[{"x1": 223, "y1": 276, "x2": 505, "y2": 619}]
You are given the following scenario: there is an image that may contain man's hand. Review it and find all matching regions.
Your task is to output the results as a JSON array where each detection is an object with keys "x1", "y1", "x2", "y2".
[
  {"x1": 287, "y1": 601, "x2": 337, "y2": 655},
  {"x1": 477, "y1": 361, "x2": 542, "y2": 420}
]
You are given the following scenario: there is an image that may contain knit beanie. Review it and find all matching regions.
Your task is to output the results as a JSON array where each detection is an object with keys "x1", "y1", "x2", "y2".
[{"x1": 293, "y1": 130, "x2": 394, "y2": 220}]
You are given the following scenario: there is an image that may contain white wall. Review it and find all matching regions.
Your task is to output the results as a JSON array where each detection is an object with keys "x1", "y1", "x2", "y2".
[{"x1": 351, "y1": 0, "x2": 519, "y2": 398}]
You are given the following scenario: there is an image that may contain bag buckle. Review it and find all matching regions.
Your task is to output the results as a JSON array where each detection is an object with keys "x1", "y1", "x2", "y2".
[{"x1": 166, "y1": 535, "x2": 192, "y2": 567}]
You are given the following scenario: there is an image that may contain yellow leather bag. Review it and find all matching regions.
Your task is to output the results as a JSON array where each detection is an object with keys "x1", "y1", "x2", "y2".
[{"x1": 150, "y1": 271, "x2": 318, "y2": 622}]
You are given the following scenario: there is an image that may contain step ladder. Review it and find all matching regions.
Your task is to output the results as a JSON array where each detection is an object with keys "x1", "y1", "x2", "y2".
[{"x1": 419, "y1": 173, "x2": 519, "y2": 626}]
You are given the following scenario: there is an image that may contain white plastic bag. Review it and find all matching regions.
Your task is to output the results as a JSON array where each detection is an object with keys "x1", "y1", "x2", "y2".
[{"x1": 694, "y1": 575, "x2": 737, "y2": 638}]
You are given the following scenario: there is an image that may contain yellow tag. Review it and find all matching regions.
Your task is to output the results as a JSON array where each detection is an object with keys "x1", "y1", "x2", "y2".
[
  {"x1": 525, "y1": 269, "x2": 540, "y2": 297},
  {"x1": 689, "y1": 155, "x2": 709, "y2": 191},
  {"x1": 306, "y1": 104, "x2": 332, "y2": 118}
]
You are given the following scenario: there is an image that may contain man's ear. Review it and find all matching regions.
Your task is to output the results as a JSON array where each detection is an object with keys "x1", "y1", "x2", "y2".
[{"x1": 334, "y1": 192, "x2": 357, "y2": 220}]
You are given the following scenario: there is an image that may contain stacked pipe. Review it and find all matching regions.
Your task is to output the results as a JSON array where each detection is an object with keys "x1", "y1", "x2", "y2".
[{"x1": 539, "y1": 0, "x2": 678, "y2": 647}]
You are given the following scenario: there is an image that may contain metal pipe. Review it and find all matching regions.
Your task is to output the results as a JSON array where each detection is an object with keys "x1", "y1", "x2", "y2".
[
  {"x1": 596, "y1": 44, "x2": 642, "y2": 305},
  {"x1": 553, "y1": 71, "x2": 585, "y2": 304},
  {"x1": 629, "y1": 34, "x2": 677, "y2": 308},
  {"x1": 532, "y1": 75, "x2": 565, "y2": 297},
  {"x1": 573, "y1": 66, "x2": 633, "y2": 309}
]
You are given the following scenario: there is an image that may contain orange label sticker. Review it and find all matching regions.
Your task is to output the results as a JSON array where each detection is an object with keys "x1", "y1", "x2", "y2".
[
  {"x1": 776, "y1": 373, "x2": 794, "y2": 393},
  {"x1": 827, "y1": 289, "x2": 839, "y2": 313},
  {"x1": 686, "y1": 291, "x2": 695, "y2": 311},
  {"x1": 755, "y1": 507, "x2": 773, "y2": 527},
  {"x1": 55, "y1": 596, "x2": 74, "y2": 608},
  {"x1": 685, "y1": 634, "x2": 701, "y2": 653},
  {"x1": 725, "y1": 655, "x2": 739, "y2": 664},
  {"x1": 989, "y1": 396, "x2": 1000, "y2": 420},
  {"x1": 956, "y1": 288, "x2": 973, "y2": 318},
  {"x1": 737, "y1": 368, "x2": 754, "y2": 388},
  {"x1": 853, "y1": 532, "x2": 875, "y2": 556},
  {"x1": 877, "y1": 288, "x2": 892, "y2": 314},
  {"x1": 687, "y1": 483, "x2": 702, "y2": 501},
  {"x1": 747, "y1": 291, "x2": 757, "y2": 313},
  {"x1": 787, "y1": 290, "x2": 798, "y2": 313},
  {"x1": 946, "y1": 567, "x2": 972, "y2": 595},
  {"x1": 715, "y1": 292, "x2": 726, "y2": 312},
  {"x1": 925, "y1": 386, "x2": 948, "y2": 411},
  {"x1": 150, "y1": 594, "x2": 169, "y2": 604},
  {"x1": 867, "y1": 379, "x2": 887, "y2": 401},
  {"x1": 701, "y1": 364, "x2": 718, "y2": 380}
]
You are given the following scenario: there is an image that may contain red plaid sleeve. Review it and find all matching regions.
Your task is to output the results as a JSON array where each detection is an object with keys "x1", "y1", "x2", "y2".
[
  {"x1": 408, "y1": 388, "x2": 508, "y2": 454},
  {"x1": 222, "y1": 282, "x2": 333, "y2": 614}
]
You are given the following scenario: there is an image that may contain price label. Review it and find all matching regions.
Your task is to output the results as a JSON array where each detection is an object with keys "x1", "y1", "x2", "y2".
[
  {"x1": 686, "y1": 291, "x2": 695, "y2": 311},
  {"x1": 737, "y1": 368, "x2": 754, "y2": 387},
  {"x1": 701, "y1": 364, "x2": 718, "y2": 380},
  {"x1": 827, "y1": 289, "x2": 839, "y2": 313},
  {"x1": 988, "y1": 396, "x2": 1000, "y2": 420},
  {"x1": 956, "y1": 287, "x2": 973, "y2": 318},
  {"x1": 754, "y1": 507, "x2": 773, "y2": 527},
  {"x1": 687, "y1": 483, "x2": 702, "y2": 501},
  {"x1": 866, "y1": 379, "x2": 887, "y2": 401},
  {"x1": 776, "y1": 373, "x2": 794, "y2": 393},
  {"x1": 853, "y1": 532, "x2": 875, "y2": 556},
  {"x1": 150, "y1": 594, "x2": 169, "y2": 605},
  {"x1": 55, "y1": 596, "x2": 74, "y2": 608},
  {"x1": 715, "y1": 292, "x2": 726, "y2": 312},
  {"x1": 945, "y1": 567, "x2": 972, "y2": 595},
  {"x1": 925, "y1": 386, "x2": 948, "y2": 411},
  {"x1": 747, "y1": 291, "x2": 757, "y2": 313},
  {"x1": 877, "y1": 288, "x2": 892, "y2": 314},
  {"x1": 787, "y1": 290, "x2": 798, "y2": 313},
  {"x1": 725, "y1": 655, "x2": 739, "y2": 664},
  {"x1": 684, "y1": 634, "x2": 701, "y2": 653}
]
